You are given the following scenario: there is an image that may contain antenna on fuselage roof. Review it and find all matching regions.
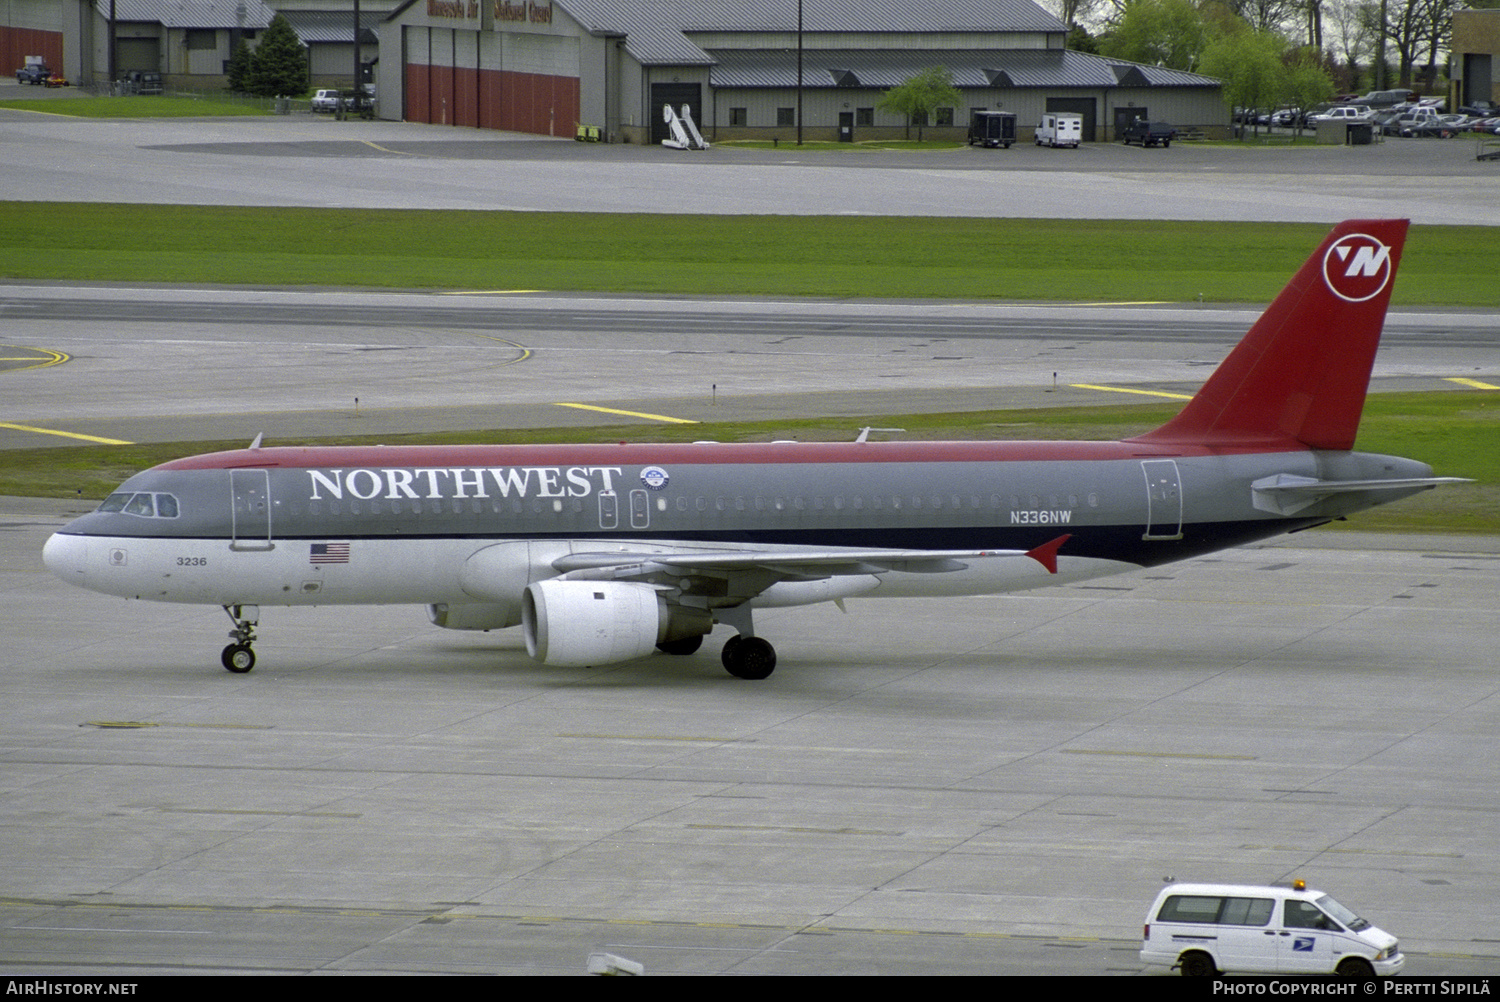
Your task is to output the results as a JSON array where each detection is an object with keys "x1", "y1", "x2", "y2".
[
  {"x1": 855, "y1": 427, "x2": 905, "y2": 443},
  {"x1": 248, "y1": 433, "x2": 263, "y2": 450}
]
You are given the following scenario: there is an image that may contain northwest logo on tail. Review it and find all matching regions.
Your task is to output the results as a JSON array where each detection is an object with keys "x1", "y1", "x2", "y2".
[{"x1": 1322, "y1": 233, "x2": 1392, "y2": 302}]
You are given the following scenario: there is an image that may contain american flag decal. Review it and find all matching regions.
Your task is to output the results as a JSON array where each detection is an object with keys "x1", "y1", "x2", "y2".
[{"x1": 310, "y1": 542, "x2": 350, "y2": 564}]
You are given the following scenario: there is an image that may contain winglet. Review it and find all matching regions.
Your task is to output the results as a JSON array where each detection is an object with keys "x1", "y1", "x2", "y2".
[{"x1": 1026, "y1": 535, "x2": 1071, "y2": 574}]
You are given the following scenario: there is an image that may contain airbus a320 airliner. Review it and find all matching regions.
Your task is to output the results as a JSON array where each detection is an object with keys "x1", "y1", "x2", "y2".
[{"x1": 44, "y1": 219, "x2": 1464, "y2": 679}]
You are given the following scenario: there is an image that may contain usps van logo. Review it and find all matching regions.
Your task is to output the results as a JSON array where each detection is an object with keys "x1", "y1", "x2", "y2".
[
  {"x1": 1322, "y1": 233, "x2": 1392, "y2": 303},
  {"x1": 1292, "y1": 937, "x2": 1316, "y2": 953},
  {"x1": 640, "y1": 466, "x2": 670, "y2": 490}
]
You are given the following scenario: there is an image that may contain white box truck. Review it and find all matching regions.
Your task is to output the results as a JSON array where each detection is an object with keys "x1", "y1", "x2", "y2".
[{"x1": 1035, "y1": 112, "x2": 1082, "y2": 148}]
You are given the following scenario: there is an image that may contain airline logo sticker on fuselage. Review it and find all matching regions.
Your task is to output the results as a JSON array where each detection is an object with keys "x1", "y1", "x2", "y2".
[
  {"x1": 306, "y1": 467, "x2": 625, "y2": 501},
  {"x1": 640, "y1": 466, "x2": 670, "y2": 490},
  {"x1": 1322, "y1": 233, "x2": 1392, "y2": 303}
]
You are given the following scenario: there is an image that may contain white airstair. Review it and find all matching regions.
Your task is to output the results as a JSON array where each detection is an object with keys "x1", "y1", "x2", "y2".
[{"x1": 661, "y1": 104, "x2": 710, "y2": 150}]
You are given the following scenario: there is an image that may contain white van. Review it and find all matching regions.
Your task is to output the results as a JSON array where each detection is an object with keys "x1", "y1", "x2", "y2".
[
  {"x1": 1140, "y1": 881, "x2": 1403, "y2": 977},
  {"x1": 1035, "y1": 112, "x2": 1082, "y2": 148}
]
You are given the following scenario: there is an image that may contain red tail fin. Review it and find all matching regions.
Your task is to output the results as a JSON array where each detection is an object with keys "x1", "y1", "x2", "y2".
[{"x1": 1133, "y1": 219, "x2": 1408, "y2": 451}]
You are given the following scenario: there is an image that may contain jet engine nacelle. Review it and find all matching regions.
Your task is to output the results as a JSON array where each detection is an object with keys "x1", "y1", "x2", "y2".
[{"x1": 522, "y1": 579, "x2": 711, "y2": 667}]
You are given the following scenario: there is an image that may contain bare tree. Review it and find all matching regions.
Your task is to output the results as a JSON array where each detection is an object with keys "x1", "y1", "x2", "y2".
[
  {"x1": 1216, "y1": 0, "x2": 1304, "y2": 32},
  {"x1": 1041, "y1": 0, "x2": 1102, "y2": 28},
  {"x1": 1324, "y1": 0, "x2": 1376, "y2": 90}
]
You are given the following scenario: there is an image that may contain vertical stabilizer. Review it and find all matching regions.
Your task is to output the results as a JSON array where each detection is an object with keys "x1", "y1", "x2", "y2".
[{"x1": 1133, "y1": 219, "x2": 1408, "y2": 450}]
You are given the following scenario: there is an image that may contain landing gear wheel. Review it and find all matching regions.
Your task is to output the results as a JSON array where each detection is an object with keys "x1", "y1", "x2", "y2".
[
  {"x1": 222, "y1": 643, "x2": 255, "y2": 673},
  {"x1": 722, "y1": 636, "x2": 776, "y2": 679},
  {"x1": 720, "y1": 634, "x2": 742, "y2": 670},
  {"x1": 657, "y1": 634, "x2": 704, "y2": 656},
  {"x1": 220, "y1": 605, "x2": 259, "y2": 673}
]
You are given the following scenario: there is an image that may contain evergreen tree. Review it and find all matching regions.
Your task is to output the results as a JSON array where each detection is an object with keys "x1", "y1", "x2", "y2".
[
  {"x1": 248, "y1": 14, "x2": 309, "y2": 98},
  {"x1": 226, "y1": 37, "x2": 252, "y2": 93}
]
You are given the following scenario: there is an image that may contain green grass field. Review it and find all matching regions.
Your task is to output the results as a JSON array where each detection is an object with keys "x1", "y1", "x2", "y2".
[{"x1": 2, "y1": 204, "x2": 1497, "y2": 304}]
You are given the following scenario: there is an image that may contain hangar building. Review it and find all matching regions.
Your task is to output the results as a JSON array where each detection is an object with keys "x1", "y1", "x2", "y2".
[{"x1": 381, "y1": 0, "x2": 1227, "y2": 142}]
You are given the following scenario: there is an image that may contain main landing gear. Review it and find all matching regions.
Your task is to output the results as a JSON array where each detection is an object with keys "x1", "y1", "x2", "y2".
[
  {"x1": 221, "y1": 604, "x2": 258, "y2": 673},
  {"x1": 714, "y1": 606, "x2": 777, "y2": 679},
  {"x1": 721, "y1": 635, "x2": 777, "y2": 679}
]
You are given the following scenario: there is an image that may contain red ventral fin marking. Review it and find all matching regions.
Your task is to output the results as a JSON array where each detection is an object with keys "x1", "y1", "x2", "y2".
[{"x1": 1025, "y1": 535, "x2": 1071, "y2": 574}]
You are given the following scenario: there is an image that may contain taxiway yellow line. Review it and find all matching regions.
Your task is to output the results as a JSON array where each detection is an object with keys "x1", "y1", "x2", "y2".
[
  {"x1": 0, "y1": 422, "x2": 134, "y2": 445},
  {"x1": 1446, "y1": 377, "x2": 1500, "y2": 390},
  {"x1": 0, "y1": 347, "x2": 70, "y2": 371},
  {"x1": 1069, "y1": 383, "x2": 1195, "y2": 400},
  {"x1": 554, "y1": 403, "x2": 698, "y2": 424}
]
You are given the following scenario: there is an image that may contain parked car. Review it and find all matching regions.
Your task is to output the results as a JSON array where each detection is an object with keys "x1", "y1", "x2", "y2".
[
  {"x1": 16, "y1": 63, "x2": 51, "y2": 85},
  {"x1": 1391, "y1": 106, "x2": 1441, "y2": 136},
  {"x1": 311, "y1": 89, "x2": 341, "y2": 112},
  {"x1": 1371, "y1": 108, "x2": 1407, "y2": 136},
  {"x1": 1122, "y1": 119, "x2": 1177, "y2": 147},
  {"x1": 1402, "y1": 115, "x2": 1470, "y2": 138}
]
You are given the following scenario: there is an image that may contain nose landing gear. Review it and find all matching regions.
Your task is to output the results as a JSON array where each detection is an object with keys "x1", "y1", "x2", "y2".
[{"x1": 221, "y1": 604, "x2": 259, "y2": 673}]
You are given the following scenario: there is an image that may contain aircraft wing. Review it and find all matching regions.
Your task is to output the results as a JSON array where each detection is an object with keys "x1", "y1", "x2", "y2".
[{"x1": 551, "y1": 535, "x2": 1071, "y2": 581}]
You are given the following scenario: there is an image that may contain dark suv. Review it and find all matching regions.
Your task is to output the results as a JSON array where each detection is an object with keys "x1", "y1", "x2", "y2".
[{"x1": 16, "y1": 64, "x2": 51, "y2": 85}]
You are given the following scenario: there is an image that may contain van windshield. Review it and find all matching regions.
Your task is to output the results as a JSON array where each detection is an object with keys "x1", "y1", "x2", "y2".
[{"x1": 1316, "y1": 894, "x2": 1369, "y2": 931}]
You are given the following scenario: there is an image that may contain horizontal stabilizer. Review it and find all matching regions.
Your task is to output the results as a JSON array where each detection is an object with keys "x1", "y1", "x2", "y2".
[{"x1": 1251, "y1": 473, "x2": 1471, "y2": 515}]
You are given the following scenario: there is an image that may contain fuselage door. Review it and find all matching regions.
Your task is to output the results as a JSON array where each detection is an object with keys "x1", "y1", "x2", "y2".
[
  {"x1": 630, "y1": 489, "x2": 650, "y2": 529},
  {"x1": 1141, "y1": 459, "x2": 1184, "y2": 540},
  {"x1": 598, "y1": 491, "x2": 618, "y2": 529},
  {"x1": 230, "y1": 469, "x2": 275, "y2": 550}
]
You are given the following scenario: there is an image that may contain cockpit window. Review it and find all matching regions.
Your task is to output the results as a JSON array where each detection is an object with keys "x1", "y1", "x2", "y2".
[{"x1": 98, "y1": 492, "x2": 180, "y2": 518}]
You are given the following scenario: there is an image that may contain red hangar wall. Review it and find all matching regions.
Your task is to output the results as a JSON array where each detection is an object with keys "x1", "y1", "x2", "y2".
[{"x1": 387, "y1": 0, "x2": 602, "y2": 138}]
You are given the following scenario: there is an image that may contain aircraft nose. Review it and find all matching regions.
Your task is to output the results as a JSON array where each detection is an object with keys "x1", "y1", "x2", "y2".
[{"x1": 42, "y1": 532, "x2": 88, "y2": 584}]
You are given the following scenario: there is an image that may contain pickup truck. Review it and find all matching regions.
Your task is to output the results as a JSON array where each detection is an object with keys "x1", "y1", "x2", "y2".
[
  {"x1": 1393, "y1": 106, "x2": 1440, "y2": 136},
  {"x1": 1122, "y1": 120, "x2": 1177, "y2": 148}
]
